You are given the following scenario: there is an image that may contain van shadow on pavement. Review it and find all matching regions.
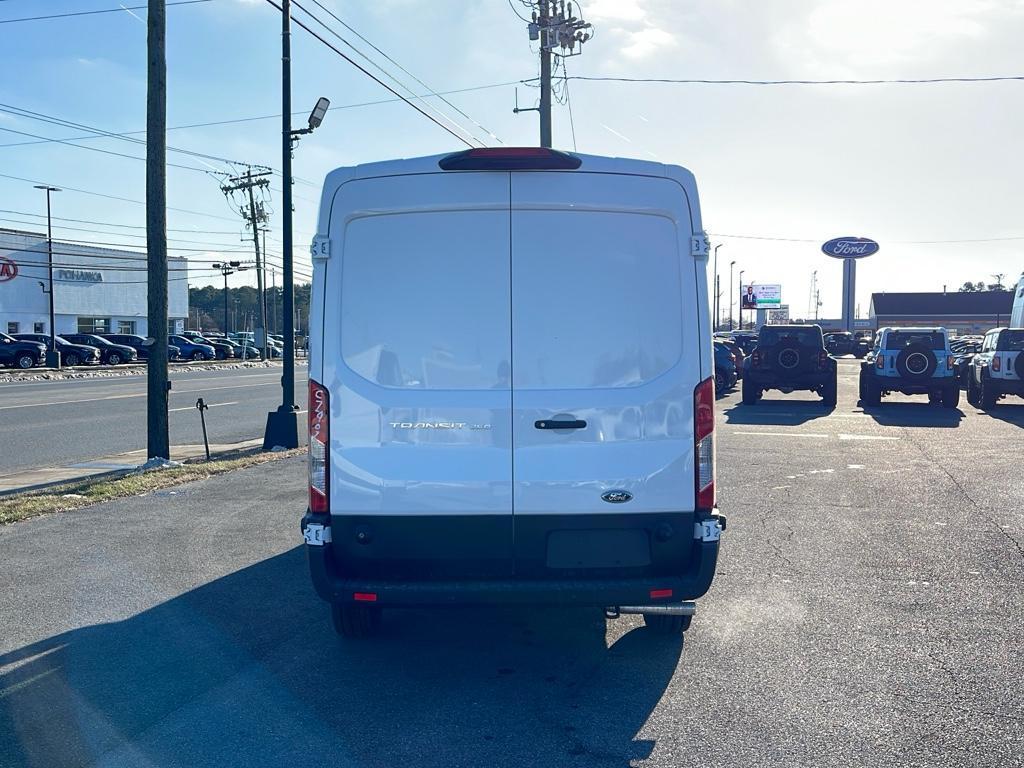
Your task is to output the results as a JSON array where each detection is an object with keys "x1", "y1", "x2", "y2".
[
  {"x1": 724, "y1": 399, "x2": 835, "y2": 426},
  {"x1": 0, "y1": 547, "x2": 683, "y2": 768},
  {"x1": 859, "y1": 401, "x2": 965, "y2": 428}
]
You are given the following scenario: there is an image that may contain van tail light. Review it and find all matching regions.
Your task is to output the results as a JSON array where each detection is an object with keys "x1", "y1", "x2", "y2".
[
  {"x1": 694, "y1": 377, "x2": 716, "y2": 510},
  {"x1": 993, "y1": 355, "x2": 1001, "y2": 372},
  {"x1": 752, "y1": 350, "x2": 762, "y2": 368},
  {"x1": 308, "y1": 379, "x2": 330, "y2": 514}
]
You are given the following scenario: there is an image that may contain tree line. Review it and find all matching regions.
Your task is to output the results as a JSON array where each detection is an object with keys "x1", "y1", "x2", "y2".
[{"x1": 188, "y1": 283, "x2": 312, "y2": 334}]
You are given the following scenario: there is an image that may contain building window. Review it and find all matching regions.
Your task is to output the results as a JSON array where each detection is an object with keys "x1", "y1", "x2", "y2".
[
  {"x1": 77, "y1": 317, "x2": 110, "y2": 333},
  {"x1": 6, "y1": 322, "x2": 18, "y2": 334},
  {"x1": 33, "y1": 322, "x2": 45, "y2": 334},
  {"x1": 117, "y1": 320, "x2": 136, "y2": 335}
]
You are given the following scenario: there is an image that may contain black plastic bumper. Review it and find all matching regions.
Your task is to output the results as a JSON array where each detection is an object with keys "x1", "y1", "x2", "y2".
[
  {"x1": 301, "y1": 511, "x2": 723, "y2": 608},
  {"x1": 745, "y1": 370, "x2": 831, "y2": 390}
]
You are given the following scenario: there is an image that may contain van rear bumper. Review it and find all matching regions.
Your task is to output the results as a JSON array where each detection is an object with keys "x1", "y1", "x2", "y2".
[{"x1": 301, "y1": 512, "x2": 722, "y2": 608}]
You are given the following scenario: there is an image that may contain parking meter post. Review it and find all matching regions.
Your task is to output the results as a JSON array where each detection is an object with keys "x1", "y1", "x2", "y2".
[{"x1": 196, "y1": 398, "x2": 210, "y2": 461}]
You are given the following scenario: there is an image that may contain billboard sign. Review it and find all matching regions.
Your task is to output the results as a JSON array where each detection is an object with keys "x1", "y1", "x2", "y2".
[
  {"x1": 740, "y1": 283, "x2": 782, "y2": 309},
  {"x1": 767, "y1": 305, "x2": 790, "y2": 324},
  {"x1": 822, "y1": 237, "x2": 879, "y2": 259}
]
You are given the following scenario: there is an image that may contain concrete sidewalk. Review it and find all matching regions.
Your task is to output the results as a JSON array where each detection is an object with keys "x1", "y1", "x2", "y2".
[{"x1": 0, "y1": 438, "x2": 264, "y2": 495}]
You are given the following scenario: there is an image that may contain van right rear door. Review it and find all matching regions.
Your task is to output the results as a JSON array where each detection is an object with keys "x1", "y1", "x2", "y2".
[{"x1": 509, "y1": 171, "x2": 703, "y2": 578}]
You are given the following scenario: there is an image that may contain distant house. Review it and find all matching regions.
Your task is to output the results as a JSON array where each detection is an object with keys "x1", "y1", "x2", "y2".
[{"x1": 869, "y1": 291, "x2": 1014, "y2": 335}]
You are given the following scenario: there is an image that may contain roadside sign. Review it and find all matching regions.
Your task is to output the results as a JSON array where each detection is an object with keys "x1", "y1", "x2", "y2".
[
  {"x1": 822, "y1": 237, "x2": 879, "y2": 259},
  {"x1": 740, "y1": 283, "x2": 781, "y2": 309},
  {"x1": 0, "y1": 255, "x2": 17, "y2": 282}
]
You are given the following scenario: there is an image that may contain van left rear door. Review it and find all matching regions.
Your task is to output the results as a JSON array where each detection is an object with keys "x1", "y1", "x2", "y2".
[{"x1": 323, "y1": 172, "x2": 514, "y2": 579}]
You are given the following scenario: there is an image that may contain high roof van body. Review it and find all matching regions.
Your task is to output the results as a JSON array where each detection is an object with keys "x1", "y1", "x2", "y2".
[{"x1": 301, "y1": 148, "x2": 725, "y2": 637}]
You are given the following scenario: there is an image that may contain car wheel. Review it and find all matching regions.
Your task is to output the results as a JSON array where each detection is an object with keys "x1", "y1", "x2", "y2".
[
  {"x1": 64, "y1": 353, "x2": 80, "y2": 366},
  {"x1": 191, "y1": 350, "x2": 204, "y2": 362},
  {"x1": 942, "y1": 385, "x2": 960, "y2": 409},
  {"x1": 331, "y1": 603, "x2": 382, "y2": 638},
  {"x1": 979, "y1": 374, "x2": 997, "y2": 409},
  {"x1": 16, "y1": 353, "x2": 36, "y2": 369},
  {"x1": 821, "y1": 375, "x2": 838, "y2": 407},
  {"x1": 643, "y1": 613, "x2": 692, "y2": 635},
  {"x1": 966, "y1": 372, "x2": 980, "y2": 406},
  {"x1": 862, "y1": 377, "x2": 882, "y2": 406},
  {"x1": 715, "y1": 369, "x2": 727, "y2": 392},
  {"x1": 108, "y1": 352, "x2": 122, "y2": 365},
  {"x1": 741, "y1": 376, "x2": 759, "y2": 405}
]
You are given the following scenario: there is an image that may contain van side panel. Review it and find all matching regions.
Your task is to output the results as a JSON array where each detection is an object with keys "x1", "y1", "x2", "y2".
[{"x1": 322, "y1": 172, "x2": 514, "y2": 578}]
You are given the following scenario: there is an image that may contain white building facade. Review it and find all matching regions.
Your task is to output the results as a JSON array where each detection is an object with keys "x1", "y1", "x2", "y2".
[{"x1": 0, "y1": 229, "x2": 188, "y2": 337}]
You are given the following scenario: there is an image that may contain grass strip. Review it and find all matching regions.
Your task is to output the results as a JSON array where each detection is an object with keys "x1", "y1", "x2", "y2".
[{"x1": 0, "y1": 448, "x2": 304, "y2": 526}]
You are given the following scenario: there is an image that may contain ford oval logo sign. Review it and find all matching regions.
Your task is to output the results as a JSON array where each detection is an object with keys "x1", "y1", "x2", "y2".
[
  {"x1": 822, "y1": 237, "x2": 879, "y2": 259},
  {"x1": 601, "y1": 490, "x2": 633, "y2": 504}
]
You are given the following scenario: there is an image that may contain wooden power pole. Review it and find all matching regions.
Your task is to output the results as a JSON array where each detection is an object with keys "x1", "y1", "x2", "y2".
[{"x1": 146, "y1": 0, "x2": 170, "y2": 460}]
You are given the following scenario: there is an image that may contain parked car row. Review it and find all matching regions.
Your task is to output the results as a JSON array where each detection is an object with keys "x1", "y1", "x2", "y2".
[{"x1": 1, "y1": 329, "x2": 275, "y2": 368}]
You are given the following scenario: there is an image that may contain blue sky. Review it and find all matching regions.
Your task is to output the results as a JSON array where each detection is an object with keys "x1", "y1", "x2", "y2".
[{"x1": 2, "y1": 0, "x2": 1023, "y2": 319}]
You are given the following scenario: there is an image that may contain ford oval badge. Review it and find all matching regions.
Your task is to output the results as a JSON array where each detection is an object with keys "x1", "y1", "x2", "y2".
[
  {"x1": 821, "y1": 237, "x2": 879, "y2": 259},
  {"x1": 601, "y1": 490, "x2": 633, "y2": 504}
]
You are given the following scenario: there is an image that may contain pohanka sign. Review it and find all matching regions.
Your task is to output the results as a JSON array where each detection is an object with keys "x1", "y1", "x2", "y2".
[
  {"x1": 0, "y1": 255, "x2": 18, "y2": 282},
  {"x1": 822, "y1": 237, "x2": 879, "y2": 259}
]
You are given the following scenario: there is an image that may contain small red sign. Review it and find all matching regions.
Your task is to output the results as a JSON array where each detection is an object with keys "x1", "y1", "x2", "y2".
[{"x1": 0, "y1": 255, "x2": 18, "y2": 282}]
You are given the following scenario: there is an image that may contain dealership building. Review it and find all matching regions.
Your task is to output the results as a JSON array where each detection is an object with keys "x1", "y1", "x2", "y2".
[
  {"x1": 869, "y1": 290, "x2": 1015, "y2": 335},
  {"x1": 0, "y1": 228, "x2": 189, "y2": 337}
]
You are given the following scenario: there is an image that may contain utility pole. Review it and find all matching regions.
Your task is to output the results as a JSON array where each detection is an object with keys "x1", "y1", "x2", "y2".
[
  {"x1": 146, "y1": 0, "x2": 169, "y2": 460},
  {"x1": 729, "y1": 261, "x2": 736, "y2": 331},
  {"x1": 518, "y1": 1, "x2": 592, "y2": 147},
  {"x1": 221, "y1": 168, "x2": 270, "y2": 358},
  {"x1": 738, "y1": 270, "x2": 745, "y2": 330},
  {"x1": 712, "y1": 243, "x2": 723, "y2": 331},
  {"x1": 212, "y1": 261, "x2": 246, "y2": 334},
  {"x1": 34, "y1": 185, "x2": 61, "y2": 368}
]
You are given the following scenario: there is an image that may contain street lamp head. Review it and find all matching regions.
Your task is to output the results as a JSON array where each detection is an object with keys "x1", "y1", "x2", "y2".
[
  {"x1": 212, "y1": 263, "x2": 222, "y2": 269},
  {"x1": 33, "y1": 185, "x2": 61, "y2": 192},
  {"x1": 308, "y1": 97, "x2": 330, "y2": 130},
  {"x1": 228, "y1": 260, "x2": 241, "y2": 268},
  {"x1": 730, "y1": 260, "x2": 736, "y2": 267}
]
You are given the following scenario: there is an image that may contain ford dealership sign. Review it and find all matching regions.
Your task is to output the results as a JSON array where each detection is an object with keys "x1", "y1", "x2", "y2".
[{"x1": 822, "y1": 237, "x2": 879, "y2": 259}]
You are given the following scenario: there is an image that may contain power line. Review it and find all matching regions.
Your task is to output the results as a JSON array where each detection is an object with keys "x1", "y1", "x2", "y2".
[
  {"x1": 305, "y1": 0, "x2": 504, "y2": 145},
  {"x1": 263, "y1": 0, "x2": 475, "y2": 148},
  {"x1": 0, "y1": 208, "x2": 244, "y2": 235},
  {"x1": 711, "y1": 232, "x2": 1024, "y2": 244},
  {"x1": 565, "y1": 74, "x2": 1024, "y2": 86},
  {"x1": 0, "y1": 0, "x2": 211, "y2": 25}
]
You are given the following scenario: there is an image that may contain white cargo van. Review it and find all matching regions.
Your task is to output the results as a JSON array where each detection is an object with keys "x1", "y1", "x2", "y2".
[
  {"x1": 302, "y1": 148, "x2": 725, "y2": 638},
  {"x1": 1012, "y1": 273, "x2": 1024, "y2": 328}
]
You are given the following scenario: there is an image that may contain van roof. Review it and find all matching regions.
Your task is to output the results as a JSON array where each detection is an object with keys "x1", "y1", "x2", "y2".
[{"x1": 316, "y1": 151, "x2": 699, "y2": 233}]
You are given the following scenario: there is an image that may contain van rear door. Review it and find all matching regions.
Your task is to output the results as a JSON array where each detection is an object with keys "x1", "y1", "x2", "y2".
[
  {"x1": 323, "y1": 172, "x2": 514, "y2": 579},
  {"x1": 510, "y1": 171, "x2": 702, "y2": 577}
]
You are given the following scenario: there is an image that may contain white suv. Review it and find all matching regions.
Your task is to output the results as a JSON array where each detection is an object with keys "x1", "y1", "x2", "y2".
[
  {"x1": 966, "y1": 328, "x2": 1024, "y2": 408},
  {"x1": 859, "y1": 327, "x2": 959, "y2": 408}
]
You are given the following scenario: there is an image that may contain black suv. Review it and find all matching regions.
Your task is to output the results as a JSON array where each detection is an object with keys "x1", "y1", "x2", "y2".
[
  {"x1": 14, "y1": 333, "x2": 100, "y2": 366},
  {"x1": 0, "y1": 332, "x2": 46, "y2": 369},
  {"x1": 62, "y1": 333, "x2": 137, "y2": 365},
  {"x1": 824, "y1": 332, "x2": 870, "y2": 358},
  {"x1": 742, "y1": 324, "x2": 837, "y2": 406}
]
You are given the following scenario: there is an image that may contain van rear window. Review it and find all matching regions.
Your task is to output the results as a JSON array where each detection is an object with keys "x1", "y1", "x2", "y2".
[
  {"x1": 885, "y1": 331, "x2": 945, "y2": 350},
  {"x1": 511, "y1": 211, "x2": 683, "y2": 389},
  {"x1": 340, "y1": 211, "x2": 511, "y2": 390}
]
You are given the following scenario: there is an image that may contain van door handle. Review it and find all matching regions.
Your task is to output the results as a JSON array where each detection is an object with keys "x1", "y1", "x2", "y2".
[{"x1": 535, "y1": 419, "x2": 587, "y2": 430}]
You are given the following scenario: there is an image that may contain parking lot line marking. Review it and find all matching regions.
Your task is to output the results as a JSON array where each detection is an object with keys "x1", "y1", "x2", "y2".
[
  {"x1": 732, "y1": 431, "x2": 829, "y2": 438},
  {"x1": 838, "y1": 434, "x2": 900, "y2": 441},
  {"x1": 169, "y1": 401, "x2": 239, "y2": 413}
]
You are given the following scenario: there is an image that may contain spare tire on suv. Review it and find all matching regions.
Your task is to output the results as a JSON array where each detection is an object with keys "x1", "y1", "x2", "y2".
[{"x1": 895, "y1": 342, "x2": 937, "y2": 379}]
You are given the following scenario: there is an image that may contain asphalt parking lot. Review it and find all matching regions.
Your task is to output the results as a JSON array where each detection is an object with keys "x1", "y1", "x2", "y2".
[{"x1": 1, "y1": 359, "x2": 1022, "y2": 767}]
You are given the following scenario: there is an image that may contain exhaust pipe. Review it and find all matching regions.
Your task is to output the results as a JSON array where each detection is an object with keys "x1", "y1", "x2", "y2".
[{"x1": 608, "y1": 601, "x2": 696, "y2": 618}]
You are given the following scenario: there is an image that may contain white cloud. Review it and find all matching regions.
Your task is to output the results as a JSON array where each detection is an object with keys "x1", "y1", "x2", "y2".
[
  {"x1": 585, "y1": 0, "x2": 648, "y2": 22},
  {"x1": 620, "y1": 26, "x2": 676, "y2": 58}
]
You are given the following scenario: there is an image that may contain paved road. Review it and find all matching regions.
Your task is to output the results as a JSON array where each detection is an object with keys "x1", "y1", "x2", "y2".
[
  {"x1": 0, "y1": 366, "x2": 308, "y2": 473},
  {"x1": 1, "y1": 359, "x2": 1022, "y2": 767}
]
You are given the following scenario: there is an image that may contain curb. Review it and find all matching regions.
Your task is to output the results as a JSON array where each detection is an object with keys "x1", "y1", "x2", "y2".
[{"x1": 0, "y1": 358, "x2": 308, "y2": 384}]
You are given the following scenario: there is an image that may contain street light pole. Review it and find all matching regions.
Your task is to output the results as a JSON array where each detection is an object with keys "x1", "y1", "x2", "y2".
[
  {"x1": 265, "y1": 0, "x2": 330, "y2": 450},
  {"x1": 713, "y1": 244, "x2": 723, "y2": 331},
  {"x1": 212, "y1": 261, "x2": 245, "y2": 335},
  {"x1": 34, "y1": 185, "x2": 61, "y2": 368},
  {"x1": 738, "y1": 270, "x2": 745, "y2": 330},
  {"x1": 729, "y1": 261, "x2": 736, "y2": 331}
]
